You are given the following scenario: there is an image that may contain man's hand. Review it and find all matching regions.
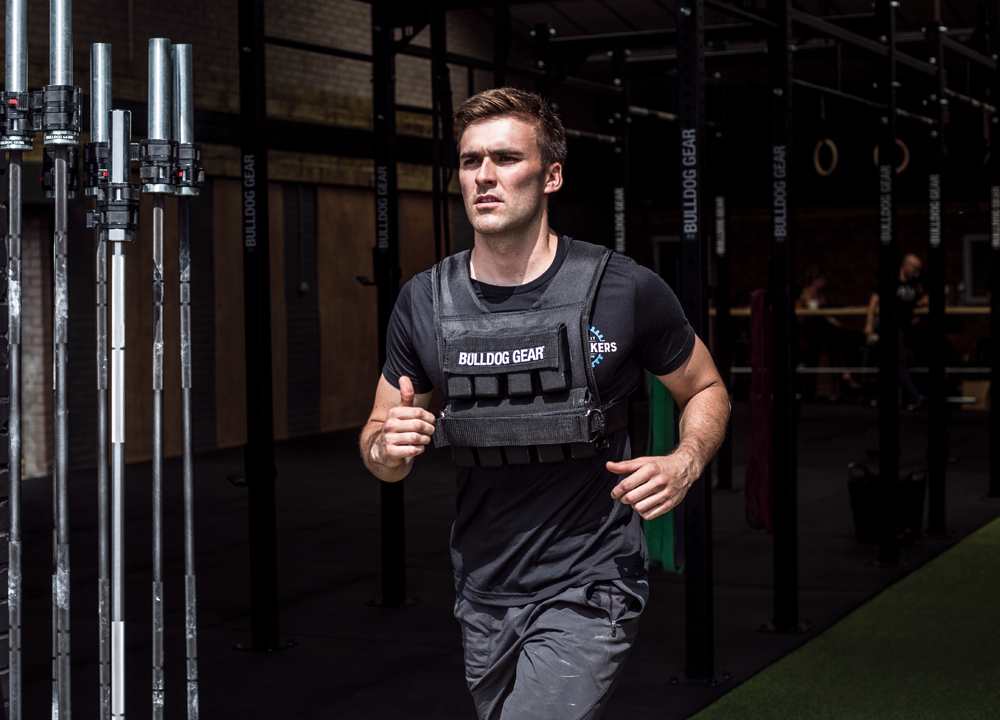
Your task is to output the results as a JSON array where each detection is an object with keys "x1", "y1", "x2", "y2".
[
  {"x1": 607, "y1": 448, "x2": 702, "y2": 521},
  {"x1": 361, "y1": 375, "x2": 435, "y2": 482},
  {"x1": 370, "y1": 376, "x2": 436, "y2": 468}
]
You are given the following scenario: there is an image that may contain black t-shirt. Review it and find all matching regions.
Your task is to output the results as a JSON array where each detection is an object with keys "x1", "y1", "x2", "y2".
[
  {"x1": 895, "y1": 278, "x2": 921, "y2": 328},
  {"x1": 383, "y1": 236, "x2": 696, "y2": 606}
]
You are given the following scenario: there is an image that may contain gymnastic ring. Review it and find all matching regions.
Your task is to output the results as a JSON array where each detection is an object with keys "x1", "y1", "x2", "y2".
[
  {"x1": 813, "y1": 138, "x2": 839, "y2": 177},
  {"x1": 872, "y1": 138, "x2": 910, "y2": 174}
]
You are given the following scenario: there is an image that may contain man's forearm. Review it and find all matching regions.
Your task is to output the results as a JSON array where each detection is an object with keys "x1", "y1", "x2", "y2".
[
  {"x1": 675, "y1": 384, "x2": 731, "y2": 475},
  {"x1": 360, "y1": 420, "x2": 413, "y2": 483}
]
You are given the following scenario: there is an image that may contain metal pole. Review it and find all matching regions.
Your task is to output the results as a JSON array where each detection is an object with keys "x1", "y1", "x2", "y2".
[
  {"x1": 767, "y1": 0, "x2": 801, "y2": 632},
  {"x1": 146, "y1": 37, "x2": 172, "y2": 718},
  {"x1": 492, "y1": 0, "x2": 509, "y2": 88},
  {"x1": 48, "y1": 1, "x2": 77, "y2": 714},
  {"x1": 430, "y1": 0, "x2": 445, "y2": 263},
  {"x1": 925, "y1": 26, "x2": 948, "y2": 534},
  {"x1": 172, "y1": 42, "x2": 201, "y2": 720},
  {"x1": 677, "y1": 0, "x2": 715, "y2": 684},
  {"x1": 238, "y1": 0, "x2": 281, "y2": 646},
  {"x1": 611, "y1": 49, "x2": 630, "y2": 256},
  {"x1": 988, "y1": 1, "x2": 1000, "y2": 499},
  {"x1": 372, "y1": 0, "x2": 406, "y2": 608},
  {"x1": 876, "y1": 0, "x2": 901, "y2": 563},
  {"x1": 91, "y1": 41, "x2": 113, "y2": 720},
  {"x1": 105, "y1": 107, "x2": 138, "y2": 720},
  {"x1": 5, "y1": 1, "x2": 30, "y2": 716},
  {"x1": 710, "y1": 119, "x2": 733, "y2": 492},
  {"x1": 111, "y1": 239, "x2": 126, "y2": 720},
  {"x1": 533, "y1": 23, "x2": 553, "y2": 99}
]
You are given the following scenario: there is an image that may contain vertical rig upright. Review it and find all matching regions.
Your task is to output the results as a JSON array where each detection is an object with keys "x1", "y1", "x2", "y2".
[
  {"x1": 710, "y1": 111, "x2": 732, "y2": 492},
  {"x1": 924, "y1": 25, "x2": 948, "y2": 533},
  {"x1": 140, "y1": 37, "x2": 176, "y2": 719},
  {"x1": 371, "y1": 0, "x2": 406, "y2": 608},
  {"x1": 171, "y1": 41, "x2": 205, "y2": 720},
  {"x1": 676, "y1": 0, "x2": 715, "y2": 685},
  {"x1": 237, "y1": 0, "x2": 281, "y2": 646},
  {"x1": 767, "y1": 0, "x2": 802, "y2": 633},
  {"x1": 3, "y1": 0, "x2": 33, "y2": 716},
  {"x1": 86, "y1": 107, "x2": 141, "y2": 720},
  {"x1": 989, "y1": 0, "x2": 1000, "y2": 499},
  {"x1": 42, "y1": 0, "x2": 83, "y2": 715},
  {"x1": 430, "y1": 0, "x2": 452, "y2": 262},
  {"x1": 875, "y1": 0, "x2": 901, "y2": 564},
  {"x1": 83, "y1": 41, "x2": 113, "y2": 720},
  {"x1": 611, "y1": 48, "x2": 630, "y2": 256}
]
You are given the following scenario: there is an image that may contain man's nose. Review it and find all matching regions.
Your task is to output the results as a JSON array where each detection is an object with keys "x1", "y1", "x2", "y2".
[{"x1": 476, "y1": 157, "x2": 497, "y2": 185}]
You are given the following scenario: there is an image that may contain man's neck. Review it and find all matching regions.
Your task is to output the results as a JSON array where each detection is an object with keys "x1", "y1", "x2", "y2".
[{"x1": 470, "y1": 220, "x2": 559, "y2": 287}]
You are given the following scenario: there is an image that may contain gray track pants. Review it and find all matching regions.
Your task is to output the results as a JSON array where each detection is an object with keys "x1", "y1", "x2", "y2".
[{"x1": 455, "y1": 577, "x2": 648, "y2": 720}]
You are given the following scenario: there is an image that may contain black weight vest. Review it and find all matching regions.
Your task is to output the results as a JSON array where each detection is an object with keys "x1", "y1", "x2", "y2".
[{"x1": 432, "y1": 239, "x2": 628, "y2": 467}]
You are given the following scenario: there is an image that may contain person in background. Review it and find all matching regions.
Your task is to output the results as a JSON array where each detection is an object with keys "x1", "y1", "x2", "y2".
[
  {"x1": 864, "y1": 253, "x2": 928, "y2": 410},
  {"x1": 797, "y1": 266, "x2": 860, "y2": 393}
]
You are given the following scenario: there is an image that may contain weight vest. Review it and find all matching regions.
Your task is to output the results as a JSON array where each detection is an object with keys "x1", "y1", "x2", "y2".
[{"x1": 432, "y1": 240, "x2": 628, "y2": 467}]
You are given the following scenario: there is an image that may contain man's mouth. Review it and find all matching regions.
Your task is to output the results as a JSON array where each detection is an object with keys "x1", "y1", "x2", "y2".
[{"x1": 475, "y1": 195, "x2": 501, "y2": 206}]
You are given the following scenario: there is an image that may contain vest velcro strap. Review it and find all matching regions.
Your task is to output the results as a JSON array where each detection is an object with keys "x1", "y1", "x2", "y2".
[
  {"x1": 437, "y1": 413, "x2": 592, "y2": 447},
  {"x1": 436, "y1": 398, "x2": 629, "y2": 449}
]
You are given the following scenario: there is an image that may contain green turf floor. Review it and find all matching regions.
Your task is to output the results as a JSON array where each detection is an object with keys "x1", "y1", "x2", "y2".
[{"x1": 692, "y1": 517, "x2": 1000, "y2": 720}]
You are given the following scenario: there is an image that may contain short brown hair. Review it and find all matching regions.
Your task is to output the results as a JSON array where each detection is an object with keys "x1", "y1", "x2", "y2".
[{"x1": 454, "y1": 87, "x2": 567, "y2": 167}]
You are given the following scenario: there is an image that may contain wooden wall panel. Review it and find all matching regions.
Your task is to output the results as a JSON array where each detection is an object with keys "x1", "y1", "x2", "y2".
[
  {"x1": 269, "y1": 183, "x2": 289, "y2": 441},
  {"x1": 317, "y1": 186, "x2": 378, "y2": 432},
  {"x1": 399, "y1": 191, "x2": 438, "y2": 285},
  {"x1": 213, "y1": 179, "x2": 247, "y2": 448}
]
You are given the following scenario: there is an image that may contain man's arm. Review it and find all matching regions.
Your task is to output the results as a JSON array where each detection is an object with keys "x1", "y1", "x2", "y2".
[
  {"x1": 864, "y1": 292, "x2": 879, "y2": 336},
  {"x1": 607, "y1": 336, "x2": 730, "y2": 520},
  {"x1": 360, "y1": 375, "x2": 436, "y2": 483}
]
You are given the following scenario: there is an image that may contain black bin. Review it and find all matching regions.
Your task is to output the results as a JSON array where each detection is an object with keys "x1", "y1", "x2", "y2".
[{"x1": 847, "y1": 463, "x2": 927, "y2": 544}]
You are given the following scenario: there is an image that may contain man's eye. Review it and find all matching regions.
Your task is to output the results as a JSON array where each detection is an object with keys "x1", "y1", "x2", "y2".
[{"x1": 462, "y1": 158, "x2": 480, "y2": 167}]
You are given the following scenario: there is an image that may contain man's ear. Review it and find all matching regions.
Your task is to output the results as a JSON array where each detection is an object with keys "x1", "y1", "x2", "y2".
[{"x1": 543, "y1": 162, "x2": 563, "y2": 195}]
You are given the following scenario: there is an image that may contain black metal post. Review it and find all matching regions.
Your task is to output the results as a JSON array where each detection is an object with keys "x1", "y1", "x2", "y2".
[
  {"x1": 172, "y1": 40, "x2": 202, "y2": 719},
  {"x1": 493, "y1": 0, "x2": 509, "y2": 88},
  {"x1": 4, "y1": 6, "x2": 30, "y2": 714},
  {"x1": 989, "y1": 1, "x2": 1000, "y2": 499},
  {"x1": 709, "y1": 93, "x2": 732, "y2": 492},
  {"x1": 611, "y1": 49, "x2": 630, "y2": 256},
  {"x1": 430, "y1": 0, "x2": 452, "y2": 261},
  {"x1": 534, "y1": 23, "x2": 553, "y2": 99},
  {"x1": 925, "y1": 25, "x2": 948, "y2": 534},
  {"x1": 372, "y1": 0, "x2": 407, "y2": 608},
  {"x1": 144, "y1": 37, "x2": 173, "y2": 716},
  {"x1": 677, "y1": 0, "x2": 715, "y2": 685},
  {"x1": 7, "y1": 148, "x2": 21, "y2": 720},
  {"x1": 876, "y1": 0, "x2": 901, "y2": 563},
  {"x1": 88, "y1": 40, "x2": 112, "y2": 720},
  {"x1": 767, "y1": 0, "x2": 801, "y2": 632},
  {"x1": 238, "y1": 0, "x2": 281, "y2": 648}
]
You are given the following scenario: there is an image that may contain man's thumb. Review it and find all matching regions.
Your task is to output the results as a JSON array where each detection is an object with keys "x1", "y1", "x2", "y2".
[
  {"x1": 399, "y1": 376, "x2": 415, "y2": 407},
  {"x1": 606, "y1": 458, "x2": 638, "y2": 475}
]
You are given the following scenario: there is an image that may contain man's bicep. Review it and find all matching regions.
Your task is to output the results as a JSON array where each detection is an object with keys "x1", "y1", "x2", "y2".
[{"x1": 655, "y1": 336, "x2": 724, "y2": 408}]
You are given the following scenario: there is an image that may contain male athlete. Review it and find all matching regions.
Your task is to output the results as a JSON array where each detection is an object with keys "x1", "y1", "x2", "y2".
[{"x1": 360, "y1": 88, "x2": 730, "y2": 720}]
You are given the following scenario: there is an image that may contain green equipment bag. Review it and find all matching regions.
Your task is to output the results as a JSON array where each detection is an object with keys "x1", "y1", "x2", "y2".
[{"x1": 643, "y1": 372, "x2": 684, "y2": 573}]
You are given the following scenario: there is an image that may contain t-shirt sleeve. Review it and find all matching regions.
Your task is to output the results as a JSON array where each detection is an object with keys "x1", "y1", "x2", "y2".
[
  {"x1": 633, "y1": 263, "x2": 696, "y2": 375},
  {"x1": 381, "y1": 275, "x2": 435, "y2": 394}
]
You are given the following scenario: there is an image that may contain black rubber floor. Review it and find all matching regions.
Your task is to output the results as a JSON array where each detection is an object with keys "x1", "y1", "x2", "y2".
[{"x1": 16, "y1": 401, "x2": 997, "y2": 719}]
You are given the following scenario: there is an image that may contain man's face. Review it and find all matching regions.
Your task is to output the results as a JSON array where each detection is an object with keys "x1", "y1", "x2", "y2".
[
  {"x1": 458, "y1": 115, "x2": 562, "y2": 239},
  {"x1": 902, "y1": 257, "x2": 922, "y2": 281}
]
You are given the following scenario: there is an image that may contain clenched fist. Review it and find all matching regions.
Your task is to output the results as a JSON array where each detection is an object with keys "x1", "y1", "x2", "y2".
[{"x1": 370, "y1": 375, "x2": 436, "y2": 468}]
